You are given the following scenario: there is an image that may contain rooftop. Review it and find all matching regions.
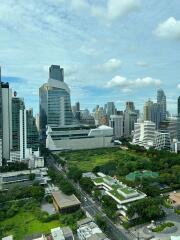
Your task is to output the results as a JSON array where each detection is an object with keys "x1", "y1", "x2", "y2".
[
  {"x1": 92, "y1": 173, "x2": 146, "y2": 204},
  {"x1": 169, "y1": 192, "x2": 180, "y2": 205},
  {"x1": 52, "y1": 190, "x2": 81, "y2": 209}
]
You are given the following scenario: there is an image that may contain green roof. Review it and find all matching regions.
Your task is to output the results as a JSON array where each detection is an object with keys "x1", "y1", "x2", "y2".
[{"x1": 109, "y1": 189, "x2": 125, "y2": 201}]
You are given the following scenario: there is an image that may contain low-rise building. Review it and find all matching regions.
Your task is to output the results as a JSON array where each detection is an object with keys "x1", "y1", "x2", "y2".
[
  {"x1": 92, "y1": 173, "x2": 146, "y2": 217},
  {"x1": 46, "y1": 125, "x2": 113, "y2": 151},
  {"x1": 52, "y1": 190, "x2": 81, "y2": 213},
  {"x1": 51, "y1": 227, "x2": 74, "y2": 240},
  {"x1": 0, "y1": 168, "x2": 50, "y2": 190},
  {"x1": 77, "y1": 218, "x2": 109, "y2": 240}
]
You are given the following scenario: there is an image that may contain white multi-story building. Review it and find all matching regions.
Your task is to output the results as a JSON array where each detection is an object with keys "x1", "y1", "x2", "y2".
[
  {"x1": 0, "y1": 80, "x2": 12, "y2": 164},
  {"x1": 154, "y1": 132, "x2": 171, "y2": 150},
  {"x1": 133, "y1": 120, "x2": 156, "y2": 148},
  {"x1": 46, "y1": 125, "x2": 113, "y2": 151},
  {"x1": 109, "y1": 115, "x2": 123, "y2": 138},
  {"x1": 77, "y1": 218, "x2": 109, "y2": 240}
]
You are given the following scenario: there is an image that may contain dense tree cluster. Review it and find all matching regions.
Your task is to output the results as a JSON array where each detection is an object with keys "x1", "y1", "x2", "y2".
[
  {"x1": 127, "y1": 197, "x2": 165, "y2": 223},
  {"x1": 0, "y1": 161, "x2": 28, "y2": 172},
  {"x1": 48, "y1": 168, "x2": 76, "y2": 195},
  {"x1": 0, "y1": 185, "x2": 45, "y2": 203}
]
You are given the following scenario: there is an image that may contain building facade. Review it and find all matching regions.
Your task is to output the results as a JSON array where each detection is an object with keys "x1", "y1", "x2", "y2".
[
  {"x1": 39, "y1": 65, "x2": 75, "y2": 142},
  {"x1": 0, "y1": 80, "x2": 12, "y2": 163},
  {"x1": 133, "y1": 120, "x2": 156, "y2": 148},
  {"x1": 109, "y1": 115, "x2": 123, "y2": 138},
  {"x1": 157, "y1": 89, "x2": 166, "y2": 122}
]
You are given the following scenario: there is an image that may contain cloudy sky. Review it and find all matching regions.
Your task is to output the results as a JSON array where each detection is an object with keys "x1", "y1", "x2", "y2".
[{"x1": 0, "y1": 0, "x2": 180, "y2": 114}]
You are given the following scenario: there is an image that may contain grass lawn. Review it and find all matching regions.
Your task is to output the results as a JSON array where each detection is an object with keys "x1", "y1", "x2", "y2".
[
  {"x1": 152, "y1": 222, "x2": 174, "y2": 232},
  {"x1": 109, "y1": 190, "x2": 125, "y2": 201},
  {"x1": 59, "y1": 148, "x2": 145, "y2": 172},
  {"x1": 1, "y1": 211, "x2": 60, "y2": 240}
]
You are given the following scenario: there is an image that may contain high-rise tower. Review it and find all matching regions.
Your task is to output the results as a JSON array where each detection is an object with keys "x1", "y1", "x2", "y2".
[
  {"x1": 39, "y1": 65, "x2": 75, "y2": 141},
  {"x1": 157, "y1": 89, "x2": 166, "y2": 121},
  {"x1": 0, "y1": 69, "x2": 12, "y2": 164}
]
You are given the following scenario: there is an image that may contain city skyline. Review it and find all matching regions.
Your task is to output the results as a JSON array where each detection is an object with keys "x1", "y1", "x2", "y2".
[{"x1": 0, "y1": 0, "x2": 180, "y2": 113}]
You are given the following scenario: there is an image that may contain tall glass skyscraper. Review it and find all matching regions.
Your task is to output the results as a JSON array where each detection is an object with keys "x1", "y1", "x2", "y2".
[
  {"x1": 157, "y1": 89, "x2": 166, "y2": 121},
  {"x1": 39, "y1": 65, "x2": 75, "y2": 141},
  {"x1": 12, "y1": 96, "x2": 25, "y2": 151}
]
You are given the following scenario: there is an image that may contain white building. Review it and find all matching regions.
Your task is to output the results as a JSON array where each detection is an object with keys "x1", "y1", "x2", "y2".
[
  {"x1": 77, "y1": 218, "x2": 109, "y2": 240},
  {"x1": 171, "y1": 139, "x2": 180, "y2": 153},
  {"x1": 0, "y1": 81, "x2": 12, "y2": 164},
  {"x1": 51, "y1": 226, "x2": 74, "y2": 240},
  {"x1": 154, "y1": 132, "x2": 171, "y2": 150},
  {"x1": 109, "y1": 115, "x2": 123, "y2": 138},
  {"x1": 46, "y1": 125, "x2": 113, "y2": 151},
  {"x1": 133, "y1": 120, "x2": 156, "y2": 149}
]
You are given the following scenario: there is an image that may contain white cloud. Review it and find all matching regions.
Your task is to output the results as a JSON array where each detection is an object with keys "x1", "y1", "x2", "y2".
[
  {"x1": 96, "y1": 58, "x2": 122, "y2": 72},
  {"x1": 155, "y1": 17, "x2": 180, "y2": 40},
  {"x1": 71, "y1": 0, "x2": 140, "y2": 22},
  {"x1": 106, "y1": 75, "x2": 162, "y2": 92},
  {"x1": 177, "y1": 84, "x2": 180, "y2": 89},
  {"x1": 136, "y1": 61, "x2": 148, "y2": 67}
]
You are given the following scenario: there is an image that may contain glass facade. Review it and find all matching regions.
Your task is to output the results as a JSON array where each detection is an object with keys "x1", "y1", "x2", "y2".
[
  {"x1": 12, "y1": 97, "x2": 25, "y2": 150},
  {"x1": 39, "y1": 65, "x2": 76, "y2": 142},
  {"x1": 26, "y1": 109, "x2": 39, "y2": 151}
]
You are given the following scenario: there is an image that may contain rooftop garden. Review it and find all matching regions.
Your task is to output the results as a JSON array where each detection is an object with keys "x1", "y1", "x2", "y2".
[{"x1": 109, "y1": 189, "x2": 125, "y2": 201}]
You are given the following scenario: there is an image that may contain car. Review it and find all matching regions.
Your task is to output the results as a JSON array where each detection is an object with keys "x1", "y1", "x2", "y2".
[{"x1": 84, "y1": 197, "x2": 87, "y2": 201}]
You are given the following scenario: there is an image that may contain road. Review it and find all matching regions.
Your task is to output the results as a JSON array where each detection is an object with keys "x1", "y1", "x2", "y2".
[{"x1": 47, "y1": 157, "x2": 137, "y2": 240}]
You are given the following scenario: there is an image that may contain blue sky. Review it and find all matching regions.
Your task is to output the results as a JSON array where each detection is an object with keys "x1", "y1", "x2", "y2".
[{"x1": 0, "y1": 0, "x2": 180, "y2": 114}]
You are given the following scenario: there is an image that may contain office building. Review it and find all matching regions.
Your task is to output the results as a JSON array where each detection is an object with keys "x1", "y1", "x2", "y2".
[
  {"x1": 106, "y1": 102, "x2": 116, "y2": 117},
  {"x1": 0, "y1": 76, "x2": 12, "y2": 164},
  {"x1": 157, "y1": 89, "x2": 166, "y2": 121},
  {"x1": 133, "y1": 120, "x2": 156, "y2": 148},
  {"x1": 124, "y1": 109, "x2": 138, "y2": 138},
  {"x1": 72, "y1": 101, "x2": 81, "y2": 121},
  {"x1": 154, "y1": 132, "x2": 171, "y2": 150},
  {"x1": 159, "y1": 117, "x2": 178, "y2": 141},
  {"x1": 26, "y1": 108, "x2": 39, "y2": 152},
  {"x1": 39, "y1": 65, "x2": 75, "y2": 142},
  {"x1": 11, "y1": 96, "x2": 25, "y2": 151},
  {"x1": 126, "y1": 101, "x2": 135, "y2": 112},
  {"x1": 109, "y1": 115, "x2": 123, "y2": 138},
  {"x1": 143, "y1": 100, "x2": 161, "y2": 129},
  {"x1": 178, "y1": 96, "x2": 180, "y2": 116},
  {"x1": 35, "y1": 113, "x2": 40, "y2": 132}
]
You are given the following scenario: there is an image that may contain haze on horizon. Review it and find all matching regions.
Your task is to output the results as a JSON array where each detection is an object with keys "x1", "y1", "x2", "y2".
[{"x1": 0, "y1": 0, "x2": 180, "y2": 114}]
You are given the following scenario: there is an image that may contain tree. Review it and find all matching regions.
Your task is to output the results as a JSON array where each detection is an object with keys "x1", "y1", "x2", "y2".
[
  {"x1": 68, "y1": 166, "x2": 82, "y2": 182},
  {"x1": 127, "y1": 197, "x2": 165, "y2": 222},
  {"x1": 79, "y1": 177, "x2": 94, "y2": 194},
  {"x1": 95, "y1": 214, "x2": 107, "y2": 231}
]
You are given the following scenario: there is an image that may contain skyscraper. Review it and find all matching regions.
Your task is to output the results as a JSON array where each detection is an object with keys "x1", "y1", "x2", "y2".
[
  {"x1": 143, "y1": 100, "x2": 161, "y2": 129},
  {"x1": 177, "y1": 96, "x2": 180, "y2": 116},
  {"x1": 0, "y1": 73, "x2": 12, "y2": 164},
  {"x1": 126, "y1": 102, "x2": 135, "y2": 112},
  {"x1": 109, "y1": 115, "x2": 123, "y2": 138},
  {"x1": 26, "y1": 108, "x2": 39, "y2": 152},
  {"x1": 12, "y1": 95, "x2": 25, "y2": 151},
  {"x1": 157, "y1": 89, "x2": 166, "y2": 121},
  {"x1": 39, "y1": 65, "x2": 75, "y2": 141}
]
